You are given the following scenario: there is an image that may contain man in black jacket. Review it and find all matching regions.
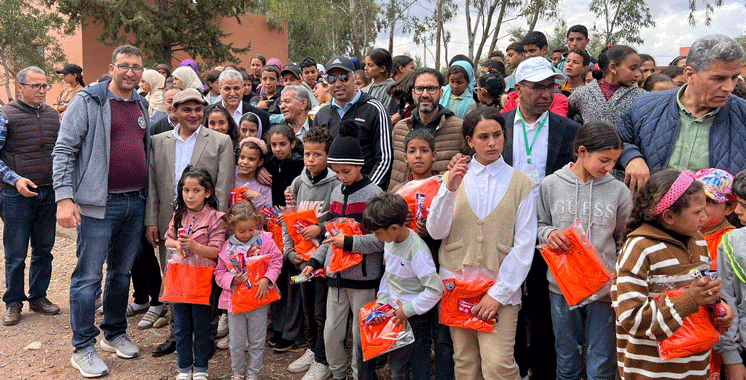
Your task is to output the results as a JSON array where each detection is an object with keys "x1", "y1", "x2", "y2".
[
  {"x1": 313, "y1": 56, "x2": 392, "y2": 189},
  {"x1": 149, "y1": 85, "x2": 182, "y2": 136}
]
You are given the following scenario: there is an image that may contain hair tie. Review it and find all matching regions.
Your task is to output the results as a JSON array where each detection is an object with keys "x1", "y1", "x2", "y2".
[
  {"x1": 654, "y1": 171, "x2": 696, "y2": 215},
  {"x1": 239, "y1": 137, "x2": 268, "y2": 155}
]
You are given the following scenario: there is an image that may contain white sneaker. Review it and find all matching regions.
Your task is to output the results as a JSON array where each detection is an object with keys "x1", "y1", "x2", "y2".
[
  {"x1": 247, "y1": 374, "x2": 260, "y2": 380},
  {"x1": 175, "y1": 371, "x2": 192, "y2": 380},
  {"x1": 217, "y1": 314, "x2": 229, "y2": 338},
  {"x1": 301, "y1": 362, "x2": 331, "y2": 380},
  {"x1": 288, "y1": 349, "x2": 314, "y2": 373},
  {"x1": 216, "y1": 335, "x2": 230, "y2": 350}
]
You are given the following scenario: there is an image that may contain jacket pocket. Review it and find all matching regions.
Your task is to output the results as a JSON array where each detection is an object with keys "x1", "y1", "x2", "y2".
[{"x1": 444, "y1": 241, "x2": 463, "y2": 252}]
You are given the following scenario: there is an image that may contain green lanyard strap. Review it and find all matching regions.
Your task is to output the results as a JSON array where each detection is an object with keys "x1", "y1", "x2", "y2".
[{"x1": 517, "y1": 109, "x2": 547, "y2": 164}]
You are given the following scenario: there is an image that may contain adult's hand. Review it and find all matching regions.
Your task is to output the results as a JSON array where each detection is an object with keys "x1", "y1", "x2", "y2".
[
  {"x1": 146, "y1": 226, "x2": 160, "y2": 247},
  {"x1": 15, "y1": 177, "x2": 38, "y2": 197},
  {"x1": 624, "y1": 157, "x2": 650, "y2": 193},
  {"x1": 257, "y1": 167, "x2": 272, "y2": 186},
  {"x1": 57, "y1": 198, "x2": 81, "y2": 228}
]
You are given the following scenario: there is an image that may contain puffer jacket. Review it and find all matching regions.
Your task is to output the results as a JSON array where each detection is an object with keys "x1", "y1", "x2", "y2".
[{"x1": 618, "y1": 89, "x2": 746, "y2": 174}]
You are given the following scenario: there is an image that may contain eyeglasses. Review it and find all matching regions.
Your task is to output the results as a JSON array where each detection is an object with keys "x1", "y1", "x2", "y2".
[
  {"x1": 326, "y1": 74, "x2": 351, "y2": 84},
  {"x1": 20, "y1": 83, "x2": 52, "y2": 91},
  {"x1": 521, "y1": 82, "x2": 558, "y2": 94},
  {"x1": 413, "y1": 86, "x2": 440, "y2": 95},
  {"x1": 114, "y1": 64, "x2": 144, "y2": 73}
]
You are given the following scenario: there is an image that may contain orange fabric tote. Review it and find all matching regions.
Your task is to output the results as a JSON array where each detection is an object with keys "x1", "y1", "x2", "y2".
[{"x1": 656, "y1": 289, "x2": 721, "y2": 360}]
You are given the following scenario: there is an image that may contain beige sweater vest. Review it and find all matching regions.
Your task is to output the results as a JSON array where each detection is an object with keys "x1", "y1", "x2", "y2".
[{"x1": 438, "y1": 169, "x2": 533, "y2": 273}]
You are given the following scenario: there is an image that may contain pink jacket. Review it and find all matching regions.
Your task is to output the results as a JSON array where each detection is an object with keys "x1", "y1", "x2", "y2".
[{"x1": 214, "y1": 231, "x2": 283, "y2": 313}]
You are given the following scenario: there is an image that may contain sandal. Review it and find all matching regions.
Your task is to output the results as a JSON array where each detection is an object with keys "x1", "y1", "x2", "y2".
[
  {"x1": 137, "y1": 306, "x2": 167, "y2": 330},
  {"x1": 126, "y1": 302, "x2": 149, "y2": 317}
]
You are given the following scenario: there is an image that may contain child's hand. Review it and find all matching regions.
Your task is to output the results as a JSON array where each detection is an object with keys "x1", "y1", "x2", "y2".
[
  {"x1": 177, "y1": 235, "x2": 196, "y2": 251},
  {"x1": 446, "y1": 153, "x2": 469, "y2": 170},
  {"x1": 687, "y1": 277, "x2": 722, "y2": 306},
  {"x1": 447, "y1": 156, "x2": 469, "y2": 191},
  {"x1": 284, "y1": 186, "x2": 294, "y2": 205},
  {"x1": 301, "y1": 225, "x2": 322, "y2": 240},
  {"x1": 472, "y1": 293, "x2": 501, "y2": 321},
  {"x1": 415, "y1": 220, "x2": 429, "y2": 238},
  {"x1": 292, "y1": 257, "x2": 305, "y2": 266},
  {"x1": 242, "y1": 188, "x2": 261, "y2": 200},
  {"x1": 231, "y1": 272, "x2": 249, "y2": 286},
  {"x1": 323, "y1": 233, "x2": 346, "y2": 248},
  {"x1": 255, "y1": 277, "x2": 270, "y2": 300},
  {"x1": 404, "y1": 210, "x2": 414, "y2": 226},
  {"x1": 367, "y1": 303, "x2": 387, "y2": 325},
  {"x1": 393, "y1": 300, "x2": 408, "y2": 328},
  {"x1": 300, "y1": 265, "x2": 315, "y2": 277},
  {"x1": 725, "y1": 363, "x2": 746, "y2": 380},
  {"x1": 714, "y1": 301, "x2": 734, "y2": 331},
  {"x1": 256, "y1": 99, "x2": 269, "y2": 110},
  {"x1": 546, "y1": 230, "x2": 572, "y2": 252}
]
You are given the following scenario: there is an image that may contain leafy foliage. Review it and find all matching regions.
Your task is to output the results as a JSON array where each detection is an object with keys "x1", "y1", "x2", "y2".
[{"x1": 589, "y1": 0, "x2": 655, "y2": 46}]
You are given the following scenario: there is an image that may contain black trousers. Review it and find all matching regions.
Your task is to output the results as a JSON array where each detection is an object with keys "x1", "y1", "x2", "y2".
[{"x1": 131, "y1": 234, "x2": 163, "y2": 306}]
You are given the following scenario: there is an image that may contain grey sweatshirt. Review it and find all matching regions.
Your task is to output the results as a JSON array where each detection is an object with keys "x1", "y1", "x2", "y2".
[
  {"x1": 715, "y1": 228, "x2": 746, "y2": 365},
  {"x1": 537, "y1": 163, "x2": 632, "y2": 297},
  {"x1": 282, "y1": 167, "x2": 341, "y2": 263}
]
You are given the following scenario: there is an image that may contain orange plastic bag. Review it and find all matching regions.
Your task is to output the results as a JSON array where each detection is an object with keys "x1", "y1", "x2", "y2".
[
  {"x1": 655, "y1": 289, "x2": 721, "y2": 360},
  {"x1": 395, "y1": 176, "x2": 440, "y2": 230},
  {"x1": 359, "y1": 300, "x2": 415, "y2": 361},
  {"x1": 266, "y1": 218, "x2": 284, "y2": 253},
  {"x1": 282, "y1": 209, "x2": 320, "y2": 261},
  {"x1": 231, "y1": 254, "x2": 281, "y2": 313},
  {"x1": 161, "y1": 252, "x2": 215, "y2": 305},
  {"x1": 540, "y1": 222, "x2": 612, "y2": 308},
  {"x1": 440, "y1": 269, "x2": 496, "y2": 332},
  {"x1": 325, "y1": 218, "x2": 363, "y2": 273}
]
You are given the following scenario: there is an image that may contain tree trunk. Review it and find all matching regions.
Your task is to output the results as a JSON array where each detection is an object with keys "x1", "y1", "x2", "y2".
[
  {"x1": 435, "y1": 0, "x2": 443, "y2": 71},
  {"x1": 488, "y1": 0, "x2": 510, "y2": 54},
  {"x1": 474, "y1": 0, "x2": 499, "y2": 68},
  {"x1": 465, "y1": 0, "x2": 473, "y2": 59},
  {"x1": 528, "y1": 7, "x2": 540, "y2": 33},
  {"x1": 388, "y1": 0, "x2": 396, "y2": 53}
]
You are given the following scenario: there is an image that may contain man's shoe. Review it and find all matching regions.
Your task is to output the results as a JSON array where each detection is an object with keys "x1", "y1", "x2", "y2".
[
  {"x1": 71, "y1": 345, "x2": 109, "y2": 378},
  {"x1": 274, "y1": 338, "x2": 294, "y2": 352},
  {"x1": 301, "y1": 362, "x2": 332, "y2": 380},
  {"x1": 100, "y1": 334, "x2": 139, "y2": 359},
  {"x1": 2, "y1": 304, "x2": 21, "y2": 326},
  {"x1": 152, "y1": 337, "x2": 176, "y2": 357},
  {"x1": 29, "y1": 298, "x2": 61, "y2": 315},
  {"x1": 288, "y1": 348, "x2": 315, "y2": 373},
  {"x1": 217, "y1": 313, "x2": 229, "y2": 338}
]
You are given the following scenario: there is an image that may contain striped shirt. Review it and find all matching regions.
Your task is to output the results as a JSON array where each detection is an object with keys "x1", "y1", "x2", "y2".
[{"x1": 611, "y1": 223, "x2": 711, "y2": 380}]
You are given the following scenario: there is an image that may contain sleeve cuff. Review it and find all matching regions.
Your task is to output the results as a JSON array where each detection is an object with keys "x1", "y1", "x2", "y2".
[
  {"x1": 5, "y1": 173, "x2": 20, "y2": 187},
  {"x1": 307, "y1": 258, "x2": 322, "y2": 270},
  {"x1": 54, "y1": 186, "x2": 74, "y2": 202},
  {"x1": 343, "y1": 235, "x2": 354, "y2": 252},
  {"x1": 402, "y1": 302, "x2": 417, "y2": 317}
]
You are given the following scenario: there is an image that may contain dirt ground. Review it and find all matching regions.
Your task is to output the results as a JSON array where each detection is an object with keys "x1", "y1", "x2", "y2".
[{"x1": 0, "y1": 225, "x2": 390, "y2": 380}]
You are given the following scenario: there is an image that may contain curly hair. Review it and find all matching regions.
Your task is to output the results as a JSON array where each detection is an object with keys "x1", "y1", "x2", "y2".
[{"x1": 227, "y1": 200, "x2": 261, "y2": 227}]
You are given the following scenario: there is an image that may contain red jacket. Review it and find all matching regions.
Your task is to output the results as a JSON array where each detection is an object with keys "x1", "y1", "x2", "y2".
[{"x1": 501, "y1": 91, "x2": 568, "y2": 117}]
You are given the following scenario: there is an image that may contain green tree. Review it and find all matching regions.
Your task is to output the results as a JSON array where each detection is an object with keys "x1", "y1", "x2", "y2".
[
  {"x1": 589, "y1": 0, "x2": 655, "y2": 46},
  {"x1": 736, "y1": 34, "x2": 746, "y2": 63},
  {"x1": 688, "y1": 0, "x2": 723, "y2": 26},
  {"x1": 46, "y1": 0, "x2": 256, "y2": 67},
  {"x1": 546, "y1": 19, "x2": 568, "y2": 58},
  {"x1": 0, "y1": 0, "x2": 67, "y2": 102}
]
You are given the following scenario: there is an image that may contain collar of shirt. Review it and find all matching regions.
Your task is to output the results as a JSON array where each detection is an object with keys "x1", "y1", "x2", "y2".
[
  {"x1": 295, "y1": 118, "x2": 310, "y2": 139},
  {"x1": 676, "y1": 84, "x2": 721, "y2": 121},
  {"x1": 514, "y1": 109, "x2": 549, "y2": 132},
  {"x1": 331, "y1": 90, "x2": 362, "y2": 117},
  {"x1": 222, "y1": 100, "x2": 244, "y2": 123},
  {"x1": 469, "y1": 155, "x2": 506, "y2": 177},
  {"x1": 17, "y1": 99, "x2": 43, "y2": 111},
  {"x1": 172, "y1": 125, "x2": 201, "y2": 142},
  {"x1": 108, "y1": 89, "x2": 139, "y2": 103}
]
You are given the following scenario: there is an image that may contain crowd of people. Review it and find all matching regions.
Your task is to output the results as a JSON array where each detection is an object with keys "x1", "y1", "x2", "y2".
[{"x1": 4, "y1": 23, "x2": 746, "y2": 380}]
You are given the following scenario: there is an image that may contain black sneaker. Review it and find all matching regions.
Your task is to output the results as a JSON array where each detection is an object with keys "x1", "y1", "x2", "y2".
[
  {"x1": 273, "y1": 338, "x2": 293, "y2": 352},
  {"x1": 268, "y1": 335, "x2": 280, "y2": 347}
]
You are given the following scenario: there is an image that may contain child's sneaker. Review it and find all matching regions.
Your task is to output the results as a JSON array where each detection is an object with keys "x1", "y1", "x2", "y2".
[
  {"x1": 193, "y1": 371, "x2": 208, "y2": 380},
  {"x1": 247, "y1": 374, "x2": 260, "y2": 380},
  {"x1": 230, "y1": 373, "x2": 246, "y2": 380},
  {"x1": 217, "y1": 314, "x2": 229, "y2": 338},
  {"x1": 71, "y1": 345, "x2": 109, "y2": 378},
  {"x1": 216, "y1": 335, "x2": 230, "y2": 350},
  {"x1": 288, "y1": 349, "x2": 314, "y2": 373},
  {"x1": 176, "y1": 371, "x2": 192, "y2": 380},
  {"x1": 273, "y1": 338, "x2": 293, "y2": 352},
  {"x1": 301, "y1": 362, "x2": 331, "y2": 380}
]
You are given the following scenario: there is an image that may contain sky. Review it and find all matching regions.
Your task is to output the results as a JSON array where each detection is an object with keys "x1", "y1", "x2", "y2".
[{"x1": 378, "y1": 0, "x2": 746, "y2": 66}]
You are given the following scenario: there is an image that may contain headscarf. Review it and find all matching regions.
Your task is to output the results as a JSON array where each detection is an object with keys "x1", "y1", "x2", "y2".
[
  {"x1": 179, "y1": 59, "x2": 199, "y2": 77},
  {"x1": 172, "y1": 66, "x2": 203, "y2": 91},
  {"x1": 266, "y1": 58, "x2": 285, "y2": 88},
  {"x1": 240, "y1": 111, "x2": 264, "y2": 139},
  {"x1": 142, "y1": 69, "x2": 166, "y2": 114},
  {"x1": 156, "y1": 64, "x2": 171, "y2": 78},
  {"x1": 439, "y1": 60, "x2": 476, "y2": 119}
]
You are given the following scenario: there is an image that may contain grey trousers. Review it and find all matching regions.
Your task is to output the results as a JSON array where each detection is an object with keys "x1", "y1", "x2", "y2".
[
  {"x1": 324, "y1": 287, "x2": 376, "y2": 380},
  {"x1": 228, "y1": 305, "x2": 270, "y2": 375}
]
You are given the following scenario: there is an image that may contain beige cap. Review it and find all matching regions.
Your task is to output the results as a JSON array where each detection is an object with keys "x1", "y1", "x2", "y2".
[{"x1": 172, "y1": 88, "x2": 207, "y2": 107}]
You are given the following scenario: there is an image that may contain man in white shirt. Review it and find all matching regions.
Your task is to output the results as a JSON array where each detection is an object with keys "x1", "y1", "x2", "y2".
[{"x1": 218, "y1": 70, "x2": 270, "y2": 135}]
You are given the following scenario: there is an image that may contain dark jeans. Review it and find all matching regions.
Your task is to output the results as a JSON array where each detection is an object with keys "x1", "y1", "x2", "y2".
[
  {"x1": 173, "y1": 302, "x2": 212, "y2": 373},
  {"x1": 70, "y1": 192, "x2": 145, "y2": 349},
  {"x1": 388, "y1": 311, "x2": 434, "y2": 380},
  {"x1": 130, "y1": 234, "x2": 162, "y2": 306},
  {"x1": 270, "y1": 262, "x2": 304, "y2": 341},
  {"x1": 302, "y1": 276, "x2": 328, "y2": 364},
  {"x1": 2, "y1": 186, "x2": 57, "y2": 308},
  {"x1": 430, "y1": 308, "x2": 455, "y2": 380}
]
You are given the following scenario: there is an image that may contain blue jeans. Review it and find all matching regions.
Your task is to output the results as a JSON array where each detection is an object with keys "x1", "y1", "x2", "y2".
[
  {"x1": 549, "y1": 291, "x2": 616, "y2": 380},
  {"x1": 388, "y1": 311, "x2": 434, "y2": 380},
  {"x1": 69, "y1": 192, "x2": 145, "y2": 349},
  {"x1": 2, "y1": 186, "x2": 57, "y2": 308},
  {"x1": 173, "y1": 302, "x2": 212, "y2": 373}
]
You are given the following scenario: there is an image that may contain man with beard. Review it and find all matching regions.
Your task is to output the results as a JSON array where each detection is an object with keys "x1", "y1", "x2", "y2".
[{"x1": 388, "y1": 68, "x2": 468, "y2": 190}]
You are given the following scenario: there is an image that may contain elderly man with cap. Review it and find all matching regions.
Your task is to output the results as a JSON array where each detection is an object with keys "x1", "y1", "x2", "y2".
[
  {"x1": 1, "y1": 67, "x2": 61, "y2": 327},
  {"x1": 503, "y1": 56, "x2": 580, "y2": 380},
  {"x1": 145, "y1": 87, "x2": 235, "y2": 357},
  {"x1": 313, "y1": 55, "x2": 393, "y2": 189},
  {"x1": 54, "y1": 63, "x2": 84, "y2": 117},
  {"x1": 619, "y1": 34, "x2": 746, "y2": 192}
]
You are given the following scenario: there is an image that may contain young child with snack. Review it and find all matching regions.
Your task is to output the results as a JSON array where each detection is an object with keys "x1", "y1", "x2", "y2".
[{"x1": 234, "y1": 137, "x2": 272, "y2": 211}]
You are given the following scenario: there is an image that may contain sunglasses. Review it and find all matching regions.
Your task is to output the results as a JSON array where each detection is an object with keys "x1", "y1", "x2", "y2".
[{"x1": 326, "y1": 73, "x2": 351, "y2": 84}]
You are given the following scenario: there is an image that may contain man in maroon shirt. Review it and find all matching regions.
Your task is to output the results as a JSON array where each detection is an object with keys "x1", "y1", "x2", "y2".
[{"x1": 53, "y1": 45, "x2": 150, "y2": 378}]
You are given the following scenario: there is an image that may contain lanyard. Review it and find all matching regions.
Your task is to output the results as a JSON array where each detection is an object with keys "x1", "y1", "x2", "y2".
[{"x1": 517, "y1": 109, "x2": 547, "y2": 164}]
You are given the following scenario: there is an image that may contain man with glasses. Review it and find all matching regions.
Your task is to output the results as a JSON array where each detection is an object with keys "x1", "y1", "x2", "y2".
[
  {"x1": 388, "y1": 68, "x2": 467, "y2": 191},
  {"x1": 0, "y1": 67, "x2": 60, "y2": 328},
  {"x1": 503, "y1": 56, "x2": 579, "y2": 380},
  {"x1": 313, "y1": 55, "x2": 392, "y2": 189},
  {"x1": 53, "y1": 45, "x2": 150, "y2": 378}
]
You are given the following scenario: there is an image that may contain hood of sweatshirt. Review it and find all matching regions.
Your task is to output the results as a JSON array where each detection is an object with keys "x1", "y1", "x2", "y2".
[{"x1": 299, "y1": 167, "x2": 338, "y2": 187}]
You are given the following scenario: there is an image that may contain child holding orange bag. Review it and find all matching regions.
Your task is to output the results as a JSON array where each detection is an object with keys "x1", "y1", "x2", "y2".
[
  {"x1": 537, "y1": 121, "x2": 631, "y2": 380},
  {"x1": 163, "y1": 167, "x2": 227, "y2": 380},
  {"x1": 215, "y1": 201, "x2": 282, "y2": 380},
  {"x1": 612, "y1": 170, "x2": 734, "y2": 380}
]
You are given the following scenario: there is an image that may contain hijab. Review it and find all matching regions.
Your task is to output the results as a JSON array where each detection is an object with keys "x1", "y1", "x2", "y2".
[
  {"x1": 439, "y1": 60, "x2": 476, "y2": 119},
  {"x1": 142, "y1": 69, "x2": 166, "y2": 114}
]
